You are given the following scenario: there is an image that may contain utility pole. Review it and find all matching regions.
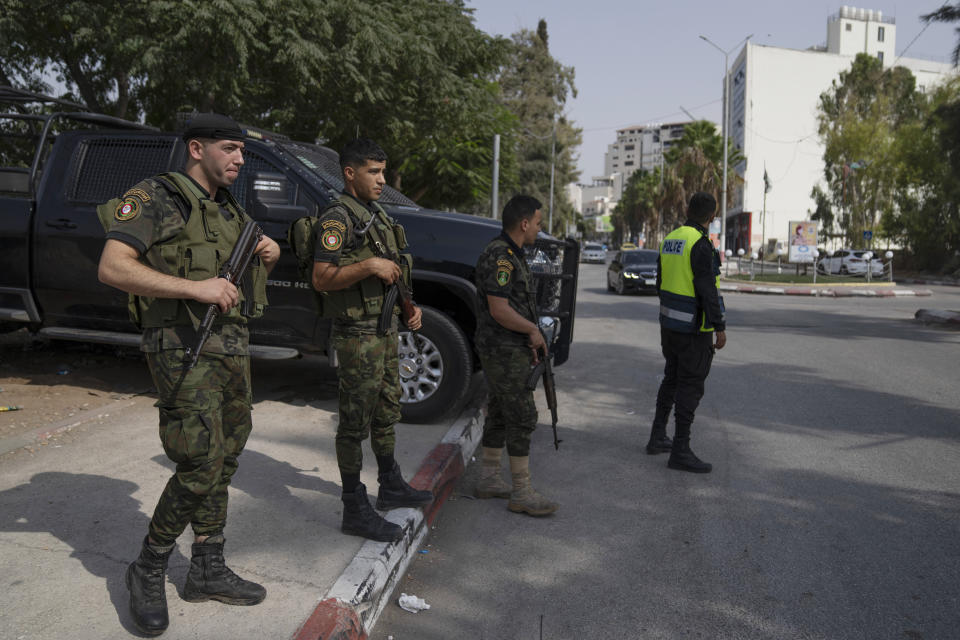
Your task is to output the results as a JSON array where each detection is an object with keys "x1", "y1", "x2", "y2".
[
  {"x1": 491, "y1": 134, "x2": 500, "y2": 219},
  {"x1": 699, "y1": 33, "x2": 752, "y2": 254},
  {"x1": 548, "y1": 115, "x2": 557, "y2": 235}
]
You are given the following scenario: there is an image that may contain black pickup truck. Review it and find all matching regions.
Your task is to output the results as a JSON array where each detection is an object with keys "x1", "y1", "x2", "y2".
[{"x1": 0, "y1": 87, "x2": 579, "y2": 422}]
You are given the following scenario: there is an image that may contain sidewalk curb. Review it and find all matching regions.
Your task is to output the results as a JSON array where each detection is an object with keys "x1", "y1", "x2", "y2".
[
  {"x1": 0, "y1": 396, "x2": 139, "y2": 457},
  {"x1": 719, "y1": 283, "x2": 932, "y2": 297},
  {"x1": 915, "y1": 309, "x2": 960, "y2": 326},
  {"x1": 292, "y1": 400, "x2": 485, "y2": 640}
]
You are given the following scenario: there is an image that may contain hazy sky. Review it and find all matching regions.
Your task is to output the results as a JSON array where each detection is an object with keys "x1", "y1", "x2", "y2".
[{"x1": 465, "y1": 0, "x2": 959, "y2": 182}]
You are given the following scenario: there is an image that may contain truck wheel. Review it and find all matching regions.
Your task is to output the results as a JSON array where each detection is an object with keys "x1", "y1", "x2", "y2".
[{"x1": 398, "y1": 306, "x2": 472, "y2": 424}]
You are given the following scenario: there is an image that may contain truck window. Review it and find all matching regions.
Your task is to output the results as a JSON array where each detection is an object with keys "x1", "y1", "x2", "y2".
[
  {"x1": 1, "y1": 117, "x2": 43, "y2": 195},
  {"x1": 230, "y1": 150, "x2": 295, "y2": 209},
  {"x1": 67, "y1": 137, "x2": 175, "y2": 203}
]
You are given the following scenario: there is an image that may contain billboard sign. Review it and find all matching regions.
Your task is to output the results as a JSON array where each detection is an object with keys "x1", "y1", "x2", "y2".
[{"x1": 788, "y1": 220, "x2": 818, "y2": 263}]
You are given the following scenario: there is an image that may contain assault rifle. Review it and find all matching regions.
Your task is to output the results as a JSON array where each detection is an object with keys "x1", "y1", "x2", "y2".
[
  {"x1": 353, "y1": 213, "x2": 419, "y2": 336},
  {"x1": 526, "y1": 338, "x2": 561, "y2": 450},
  {"x1": 183, "y1": 221, "x2": 264, "y2": 370}
]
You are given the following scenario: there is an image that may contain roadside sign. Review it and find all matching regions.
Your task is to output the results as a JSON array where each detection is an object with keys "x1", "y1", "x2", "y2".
[{"x1": 863, "y1": 230, "x2": 873, "y2": 240}]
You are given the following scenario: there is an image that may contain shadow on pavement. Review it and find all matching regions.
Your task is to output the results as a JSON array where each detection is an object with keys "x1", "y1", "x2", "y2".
[{"x1": 0, "y1": 471, "x2": 187, "y2": 637}]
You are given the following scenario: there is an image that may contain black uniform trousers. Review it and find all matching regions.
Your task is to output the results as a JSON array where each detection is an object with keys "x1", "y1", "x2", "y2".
[{"x1": 653, "y1": 328, "x2": 715, "y2": 441}]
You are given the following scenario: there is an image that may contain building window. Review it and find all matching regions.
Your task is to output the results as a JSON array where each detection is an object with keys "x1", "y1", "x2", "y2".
[
  {"x1": 625, "y1": 144, "x2": 634, "y2": 150},
  {"x1": 625, "y1": 161, "x2": 634, "y2": 166},
  {"x1": 877, "y1": 51, "x2": 884, "y2": 63},
  {"x1": 845, "y1": 23, "x2": 852, "y2": 32},
  {"x1": 878, "y1": 26, "x2": 884, "y2": 42}
]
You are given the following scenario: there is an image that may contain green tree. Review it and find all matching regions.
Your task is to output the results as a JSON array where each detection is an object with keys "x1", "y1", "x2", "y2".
[
  {"x1": 816, "y1": 53, "x2": 922, "y2": 248},
  {"x1": 497, "y1": 19, "x2": 582, "y2": 235},
  {"x1": 922, "y1": 3, "x2": 960, "y2": 65},
  {"x1": 0, "y1": 0, "x2": 516, "y2": 212},
  {"x1": 659, "y1": 120, "x2": 743, "y2": 234},
  {"x1": 612, "y1": 167, "x2": 664, "y2": 247},
  {"x1": 888, "y1": 77, "x2": 960, "y2": 272}
]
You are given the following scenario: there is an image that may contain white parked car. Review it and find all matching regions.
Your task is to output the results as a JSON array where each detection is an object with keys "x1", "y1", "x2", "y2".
[
  {"x1": 581, "y1": 243, "x2": 606, "y2": 263},
  {"x1": 817, "y1": 249, "x2": 883, "y2": 276}
]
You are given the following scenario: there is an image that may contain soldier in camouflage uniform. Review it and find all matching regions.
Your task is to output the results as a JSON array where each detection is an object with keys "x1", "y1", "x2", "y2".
[
  {"x1": 312, "y1": 138, "x2": 432, "y2": 542},
  {"x1": 474, "y1": 195, "x2": 558, "y2": 516},
  {"x1": 97, "y1": 113, "x2": 280, "y2": 637}
]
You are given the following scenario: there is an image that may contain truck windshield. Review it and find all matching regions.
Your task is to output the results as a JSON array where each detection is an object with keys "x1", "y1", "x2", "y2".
[{"x1": 281, "y1": 141, "x2": 418, "y2": 208}]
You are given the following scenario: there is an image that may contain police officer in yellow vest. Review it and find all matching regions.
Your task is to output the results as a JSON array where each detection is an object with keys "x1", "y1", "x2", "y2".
[
  {"x1": 98, "y1": 113, "x2": 280, "y2": 636},
  {"x1": 646, "y1": 191, "x2": 726, "y2": 473},
  {"x1": 312, "y1": 138, "x2": 432, "y2": 543}
]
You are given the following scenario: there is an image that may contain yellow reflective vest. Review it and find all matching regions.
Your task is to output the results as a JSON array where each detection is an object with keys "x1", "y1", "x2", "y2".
[{"x1": 658, "y1": 225, "x2": 721, "y2": 333}]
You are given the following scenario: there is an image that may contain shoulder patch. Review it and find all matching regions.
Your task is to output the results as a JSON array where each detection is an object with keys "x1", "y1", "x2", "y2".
[
  {"x1": 123, "y1": 187, "x2": 152, "y2": 203},
  {"x1": 322, "y1": 219, "x2": 347, "y2": 232},
  {"x1": 496, "y1": 258, "x2": 515, "y2": 272},
  {"x1": 320, "y1": 227, "x2": 344, "y2": 251},
  {"x1": 496, "y1": 268, "x2": 511, "y2": 286},
  {"x1": 114, "y1": 197, "x2": 142, "y2": 222},
  {"x1": 662, "y1": 239, "x2": 686, "y2": 255}
]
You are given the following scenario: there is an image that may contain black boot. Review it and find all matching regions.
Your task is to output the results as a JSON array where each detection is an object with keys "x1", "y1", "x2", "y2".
[
  {"x1": 645, "y1": 425, "x2": 673, "y2": 455},
  {"x1": 342, "y1": 483, "x2": 403, "y2": 542},
  {"x1": 126, "y1": 536, "x2": 174, "y2": 636},
  {"x1": 667, "y1": 439, "x2": 712, "y2": 473},
  {"x1": 182, "y1": 535, "x2": 266, "y2": 605},
  {"x1": 376, "y1": 461, "x2": 433, "y2": 510}
]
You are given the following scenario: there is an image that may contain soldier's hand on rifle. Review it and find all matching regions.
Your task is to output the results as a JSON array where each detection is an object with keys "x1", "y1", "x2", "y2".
[
  {"x1": 192, "y1": 278, "x2": 239, "y2": 313},
  {"x1": 254, "y1": 236, "x2": 281, "y2": 270},
  {"x1": 405, "y1": 304, "x2": 423, "y2": 331},
  {"x1": 367, "y1": 257, "x2": 401, "y2": 284},
  {"x1": 527, "y1": 327, "x2": 546, "y2": 363}
]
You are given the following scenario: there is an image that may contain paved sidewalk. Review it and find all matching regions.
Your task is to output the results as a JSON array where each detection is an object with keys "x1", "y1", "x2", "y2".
[{"x1": 0, "y1": 369, "x2": 485, "y2": 640}]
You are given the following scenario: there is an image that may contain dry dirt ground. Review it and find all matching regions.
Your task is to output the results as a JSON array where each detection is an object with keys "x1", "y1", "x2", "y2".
[
  {"x1": 0, "y1": 328, "x2": 154, "y2": 443},
  {"x1": 0, "y1": 328, "x2": 339, "y2": 451}
]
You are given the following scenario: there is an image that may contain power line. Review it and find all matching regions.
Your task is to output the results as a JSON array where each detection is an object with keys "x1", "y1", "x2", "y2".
[
  {"x1": 578, "y1": 98, "x2": 723, "y2": 133},
  {"x1": 894, "y1": 1, "x2": 949, "y2": 65}
]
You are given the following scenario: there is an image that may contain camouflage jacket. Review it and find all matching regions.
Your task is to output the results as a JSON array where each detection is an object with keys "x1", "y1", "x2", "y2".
[
  {"x1": 103, "y1": 173, "x2": 251, "y2": 355},
  {"x1": 474, "y1": 232, "x2": 537, "y2": 348}
]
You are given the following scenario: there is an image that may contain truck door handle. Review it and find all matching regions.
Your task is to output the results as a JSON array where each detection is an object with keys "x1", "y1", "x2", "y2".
[{"x1": 46, "y1": 218, "x2": 78, "y2": 230}]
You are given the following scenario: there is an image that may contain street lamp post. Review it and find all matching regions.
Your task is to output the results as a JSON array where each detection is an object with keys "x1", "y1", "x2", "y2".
[{"x1": 699, "y1": 33, "x2": 752, "y2": 254}]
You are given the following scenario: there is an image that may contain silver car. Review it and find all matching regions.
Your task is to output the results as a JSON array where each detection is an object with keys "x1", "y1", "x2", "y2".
[{"x1": 581, "y1": 243, "x2": 606, "y2": 263}]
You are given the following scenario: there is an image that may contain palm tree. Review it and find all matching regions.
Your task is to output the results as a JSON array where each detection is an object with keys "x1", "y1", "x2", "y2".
[{"x1": 923, "y1": 4, "x2": 960, "y2": 65}]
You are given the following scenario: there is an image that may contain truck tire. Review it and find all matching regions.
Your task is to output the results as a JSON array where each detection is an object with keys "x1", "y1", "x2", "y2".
[{"x1": 398, "y1": 306, "x2": 473, "y2": 424}]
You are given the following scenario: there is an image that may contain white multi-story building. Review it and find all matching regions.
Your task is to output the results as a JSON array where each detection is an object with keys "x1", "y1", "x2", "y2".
[
  {"x1": 604, "y1": 122, "x2": 687, "y2": 196},
  {"x1": 573, "y1": 174, "x2": 622, "y2": 237},
  {"x1": 724, "y1": 6, "x2": 954, "y2": 253}
]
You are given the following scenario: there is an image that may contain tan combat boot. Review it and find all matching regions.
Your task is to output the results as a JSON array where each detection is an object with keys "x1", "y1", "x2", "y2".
[
  {"x1": 475, "y1": 447, "x2": 511, "y2": 499},
  {"x1": 507, "y1": 456, "x2": 558, "y2": 516}
]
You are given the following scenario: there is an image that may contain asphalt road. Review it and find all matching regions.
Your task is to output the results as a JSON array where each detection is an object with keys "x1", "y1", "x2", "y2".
[{"x1": 375, "y1": 265, "x2": 960, "y2": 640}]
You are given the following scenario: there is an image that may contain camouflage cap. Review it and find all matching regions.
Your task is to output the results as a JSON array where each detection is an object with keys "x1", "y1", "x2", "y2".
[{"x1": 181, "y1": 113, "x2": 244, "y2": 142}]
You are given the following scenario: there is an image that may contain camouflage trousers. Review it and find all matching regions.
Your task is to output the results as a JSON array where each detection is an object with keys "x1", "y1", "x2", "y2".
[
  {"x1": 144, "y1": 350, "x2": 252, "y2": 546},
  {"x1": 478, "y1": 344, "x2": 538, "y2": 457},
  {"x1": 332, "y1": 326, "x2": 399, "y2": 475}
]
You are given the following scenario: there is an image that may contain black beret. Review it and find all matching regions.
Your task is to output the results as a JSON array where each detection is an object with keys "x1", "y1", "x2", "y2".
[{"x1": 181, "y1": 113, "x2": 244, "y2": 142}]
